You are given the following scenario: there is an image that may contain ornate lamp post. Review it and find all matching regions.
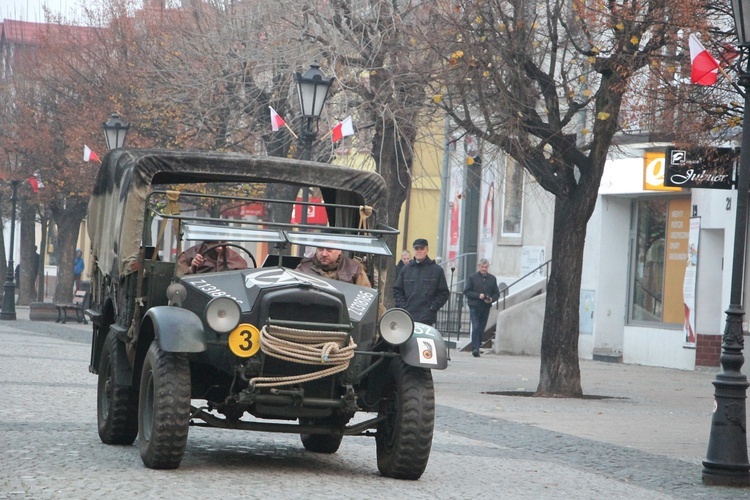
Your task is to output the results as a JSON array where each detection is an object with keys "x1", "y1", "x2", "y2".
[
  {"x1": 702, "y1": 1, "x2": 750, "y2": 485},
  {"x1": 1, "y1": 180, "x2": 21, "y2": 320},
  {"x1": 294, "y1": 62, "x2": 333, "y2": 227},
  {"x1": 102, "y1": 112, "x2": 130, "y2": 151}
]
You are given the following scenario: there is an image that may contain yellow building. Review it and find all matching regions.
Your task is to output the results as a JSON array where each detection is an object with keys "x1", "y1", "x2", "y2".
[{"x1": 333, "y1": 118, "x2": 445, "y2": 262}]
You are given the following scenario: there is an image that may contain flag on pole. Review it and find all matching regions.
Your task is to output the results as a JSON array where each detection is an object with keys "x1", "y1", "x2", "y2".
[
  {"x1": 332, "y1": 116, "x2": 355, "y2": 142},
  {"x1": 27, "y1": 171, "x2": 44, "y2": 193},
  {"x1": 84, "y1": 145, "x2": 101, "y2": 163},
  {"x1": 689, "y1": 34, "x2": 720, "y2": 86},
  {"x1": 269, "y1": 106, "x2": 286, "y2": 132}
]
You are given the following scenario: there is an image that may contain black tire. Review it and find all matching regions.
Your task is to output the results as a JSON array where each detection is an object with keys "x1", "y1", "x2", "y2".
[
  {"x1": 300, "y1": 418, "x2": 344, "y2": 454},
  {"x1": 97, "y1": 330, "x2": 138, "y2": 445},
  {"x1": 138, "y1": 341, "x2": 191, "y2": 469},
  {"x1": 376, "y1": 360, "x2": 435, "y2": 480}
]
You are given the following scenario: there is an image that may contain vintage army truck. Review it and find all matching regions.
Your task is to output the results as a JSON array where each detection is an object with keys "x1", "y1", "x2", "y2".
[{"x1": 86, "y1": 149, "x2": 447, "y2": 480}]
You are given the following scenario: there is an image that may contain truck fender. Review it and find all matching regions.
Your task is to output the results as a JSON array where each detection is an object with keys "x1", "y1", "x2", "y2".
[
  {"x1": 145, "y1": 306, "x2": 207, "y2": 353},
  {"x1": 399, "y1": 322, "x2": 448, "y2": 370}
]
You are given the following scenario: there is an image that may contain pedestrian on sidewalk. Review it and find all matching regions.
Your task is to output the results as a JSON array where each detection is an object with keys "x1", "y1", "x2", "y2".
[
  {"x1": 393, "y1": 238, "x2": 449, "y2": 326},
  {"x1": 394, "y1": 249, "x2": 411, "y2": 285},
  {"x1": 464, "y1": 258, "x2": 501, "y2": 357},
  {"x1": 74, "y1": 249, "x2": 85, "y2": 291}
]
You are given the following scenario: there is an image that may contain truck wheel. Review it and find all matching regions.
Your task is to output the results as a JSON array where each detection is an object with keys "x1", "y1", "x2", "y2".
[
  {"x1": 138, "y1": 341, "x2": 191, "y2": 469},
  {"x1": 300, "y1": 418, "x2": 344, "y2": 454},
  {"x1": 97, "y1": 330, "x2": 138, "y2": 445},
  {"x1": 376, "y1": 360, "x2": 435, "y2": 480}
]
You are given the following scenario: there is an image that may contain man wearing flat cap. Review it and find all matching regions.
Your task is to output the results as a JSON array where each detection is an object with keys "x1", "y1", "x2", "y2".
[{"x1": 393, "y1": 238, "x2": 449, "y2": 326}]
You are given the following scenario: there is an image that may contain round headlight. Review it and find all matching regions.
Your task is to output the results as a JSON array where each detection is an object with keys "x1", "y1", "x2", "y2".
[
  {"x1": 205, "y1": 297, "x2": 241, "y2": 333},
  {"x1": 378, "y1": 308, "x2": 414, "y2": 346}
]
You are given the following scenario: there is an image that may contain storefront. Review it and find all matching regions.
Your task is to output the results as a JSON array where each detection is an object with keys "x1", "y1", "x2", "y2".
[{"x1": 582, "y1": 143, "x2": 737, "y2": 370}]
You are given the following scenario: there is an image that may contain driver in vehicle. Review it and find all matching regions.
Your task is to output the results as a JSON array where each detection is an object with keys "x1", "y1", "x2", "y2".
[
  {"x1": 297, "y1": 247, "x2": 371, "y2": 287},
  {"x1": 176, "y1": 240, "x2": 248, "y2": 276}
]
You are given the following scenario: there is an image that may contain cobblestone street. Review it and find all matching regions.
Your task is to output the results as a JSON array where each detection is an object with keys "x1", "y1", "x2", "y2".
[{"x1": 0, "y1": 309, "x2": 745, "y2": 499}]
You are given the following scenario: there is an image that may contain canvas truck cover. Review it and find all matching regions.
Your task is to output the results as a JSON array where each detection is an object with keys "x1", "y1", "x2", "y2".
[{"x1": 87, "y1": 149, "x2": 388, "y2": 278}]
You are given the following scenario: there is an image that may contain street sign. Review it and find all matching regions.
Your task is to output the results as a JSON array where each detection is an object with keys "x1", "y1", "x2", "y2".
[{"x1": 664, "y1": 147, "x2": 736, "y2": 190}]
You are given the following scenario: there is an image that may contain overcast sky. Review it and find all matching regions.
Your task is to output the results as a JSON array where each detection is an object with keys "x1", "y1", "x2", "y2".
[{"x1": 0, "y1": 0, "x2": 80, "y2": 22}]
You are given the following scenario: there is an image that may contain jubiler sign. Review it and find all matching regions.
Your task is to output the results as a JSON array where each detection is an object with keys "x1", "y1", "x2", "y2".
[{"x1": 664, "y1": 147, "x2": 736, "y2": 190}]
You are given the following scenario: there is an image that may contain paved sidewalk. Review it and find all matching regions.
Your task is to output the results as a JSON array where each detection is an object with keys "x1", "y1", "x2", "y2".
[
  {"x1": 434, "y1": 347, "x2": 718, "y2": 464},
  {"x1": 1, "y1": 306, "x2": 747, "y2": 497}
]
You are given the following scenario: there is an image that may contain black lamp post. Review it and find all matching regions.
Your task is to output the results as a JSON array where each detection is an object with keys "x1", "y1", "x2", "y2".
[
  {"x1": 0, "y1": 180, "x2": 21, "y2": 320},
  {"x1": 294, "y1": 62, "x2": 333, "y2": 228},
  {"x1": 102, "y1": 112, "x2": 130, "y2": 151},
  {"x1": 702, "y1": 1, "x2": 750, "y2": 486}
]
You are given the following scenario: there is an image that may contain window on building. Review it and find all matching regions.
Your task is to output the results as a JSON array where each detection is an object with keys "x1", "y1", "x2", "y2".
[
  {"x1": 630, "y1": 197, "x2": 691, "y2": 325},
  {"x1": 502, "y1": 160, "x2": 523, "y2": 236}
]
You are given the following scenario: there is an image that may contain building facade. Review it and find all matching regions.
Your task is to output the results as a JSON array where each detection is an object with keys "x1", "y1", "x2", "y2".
[{"x1": 442, "y1": 128, "x2": 742, "y2": 371}]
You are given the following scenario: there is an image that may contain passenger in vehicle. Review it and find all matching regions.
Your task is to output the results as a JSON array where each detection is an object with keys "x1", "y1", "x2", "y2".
[
  {"x1": 296, "y1": 247, "x2": 371, "y2": 287},
  {"x1": 176, "y1": 241, "x2": 248, "y2": 276}
]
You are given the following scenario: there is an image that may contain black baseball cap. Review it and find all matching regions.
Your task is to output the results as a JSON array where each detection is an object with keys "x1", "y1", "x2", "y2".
[{"x1": 412, "y1": 238, "x2": 428, "y2": 249}]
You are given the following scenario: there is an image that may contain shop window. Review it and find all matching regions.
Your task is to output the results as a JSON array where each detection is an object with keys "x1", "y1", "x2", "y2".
[
  {"x1": 502, "y1": 160, "x2": 523, "y2": 236},
  {"x1": 630, "y1": 197, "x2": 691, "y2": 324}
]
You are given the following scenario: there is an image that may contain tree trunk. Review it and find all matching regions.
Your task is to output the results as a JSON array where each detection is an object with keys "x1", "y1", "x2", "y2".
[
  {"x1": 37, "y1": 215, "x2": 48, "y2": 302},
  {"x1": 17, "y1": 203, "x2": 37, "y2": 305},
  {"x1": 50, "y1": 198, "x2": 87, "y2": 303},
  {"x1": 536, "y1": 195, "x2": 587, "y2": 397},
  {"x1": 372, "y1": 119, "x2": 413, "y2": 308}
]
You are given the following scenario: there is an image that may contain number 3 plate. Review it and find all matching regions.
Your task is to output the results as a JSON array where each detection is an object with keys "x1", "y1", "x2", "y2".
[{"x1": 228, "y1": 324, "x2": 261, "y2": 358}]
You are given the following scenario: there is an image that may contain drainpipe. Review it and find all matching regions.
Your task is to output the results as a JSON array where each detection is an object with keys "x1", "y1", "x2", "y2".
[
  {"x1": 403, "y1": 185, "x2": 411, "y2": 250},
  {"x1": 436, "y1": 115, "x2": 451, "y2": 262}
]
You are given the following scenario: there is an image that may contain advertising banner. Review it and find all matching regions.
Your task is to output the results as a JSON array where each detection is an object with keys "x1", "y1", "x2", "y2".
[
  {"x1": 683, "y1": 217, "x2": 700, "y2": 346},
  {"x1": 478, "y1": 164, "x2": 496, "y2": 262}
]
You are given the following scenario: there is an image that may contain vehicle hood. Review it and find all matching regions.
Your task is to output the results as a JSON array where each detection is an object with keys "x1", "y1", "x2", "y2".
[{"x1": 180, "y1": 267, "x2": 378, "y2": 323}]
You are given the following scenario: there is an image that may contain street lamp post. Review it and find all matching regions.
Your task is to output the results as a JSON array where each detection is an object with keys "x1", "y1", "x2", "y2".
[
  {"x1": 102, "y1": 112, "x2": 130, "y2": 151},
  {"x1": 0, "y1": 180, "x2": 21, "y2": 320},
  {"x1": 294, "y1": 62, "x2": 333, "y2": 228},
  {"x1": 702, "y1": 1, "x2": 750, "y2": 485}
]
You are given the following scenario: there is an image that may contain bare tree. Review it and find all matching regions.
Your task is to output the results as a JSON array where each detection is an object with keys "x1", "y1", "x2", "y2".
[
  {"x1": 117, "y1": 0, "x2": 441, "y2": 279},
  {"x1": 282, "y1": 0, "x2": 442, "y2": 295},
  {"x1": 421, "y1": 0, "x2": 724, "y2": 395}
]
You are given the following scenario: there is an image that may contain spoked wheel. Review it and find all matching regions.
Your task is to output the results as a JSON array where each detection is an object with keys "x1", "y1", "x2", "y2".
[
  {"x1": 376, "y1": 360, "x2": 435, "y2": 480},
  {"x1": 97, "y1": 330, "x2": 138, "y2": 445},
  {"x1": 300, "y1": 417, "x2": 345, "y2": 454},
  {"x1": 138, "y1": 341, "x2": 191, "y2": 469}
]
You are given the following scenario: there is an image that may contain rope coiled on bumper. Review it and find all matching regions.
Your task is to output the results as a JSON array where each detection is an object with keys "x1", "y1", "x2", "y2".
[{"x1": 248, "y1": 324, "x2": 356, "y2": 388}]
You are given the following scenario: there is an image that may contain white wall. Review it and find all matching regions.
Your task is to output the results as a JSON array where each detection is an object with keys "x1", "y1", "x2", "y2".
[
  {"x1": 691, "y1": 187, "x2": 736, "y2": 336},
  {"x1": 585, "y1": 195, "x2": 631, "y2": 357},
  {"x1": 623, "y1": 325, "x2": 696, "y2": 370},
  {"x1": 494, "y1": 293, "x2": 545, "y2": 355},
  {"x1": 695, "y1": 229, "x2": 724, "y2": 336}
]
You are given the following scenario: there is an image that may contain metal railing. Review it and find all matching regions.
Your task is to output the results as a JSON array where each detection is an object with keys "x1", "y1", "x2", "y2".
[
  {"x1": 438, "y1": 252, "x2": 477, "y2": 292},
  {"x1": 435, "y1": 292, "x2": 465, "y2": 340},
  {"x1": 435, "y1": 258, "x2": 552, "y2": 341},
  {"x1": 497, "y1": 259, "x2": 551, "y2": 311}
]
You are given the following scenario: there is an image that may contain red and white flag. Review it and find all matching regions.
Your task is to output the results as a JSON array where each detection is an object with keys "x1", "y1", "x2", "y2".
[
  {"x1": 84, "y1": 145, "x2": 101, "y2": 163},
  {"x1": 332, "y1": 116, "x2": 354, "y2": 142},
  {"x1": 269, "y1": 106, "x2": 286, "y2": 132},
  {"x1": 689, "y1": 34, "x2": 720, "y2": 86},
  {"x1": 27, "y1": 171, "x2": 44, "y2": 193}
]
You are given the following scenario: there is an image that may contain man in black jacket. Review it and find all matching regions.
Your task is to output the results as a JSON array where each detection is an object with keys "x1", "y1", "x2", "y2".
[
  {"x1": 463, "y1": 259, "x2": 501, "y2": 357},
  {"x1": 394, "y1": 239, "x2": 449, "y2": 326}
]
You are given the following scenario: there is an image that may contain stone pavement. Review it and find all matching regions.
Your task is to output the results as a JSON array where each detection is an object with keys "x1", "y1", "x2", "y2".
[{"x1": 1, "y1": 305, "x2": 748, "y2": 498}]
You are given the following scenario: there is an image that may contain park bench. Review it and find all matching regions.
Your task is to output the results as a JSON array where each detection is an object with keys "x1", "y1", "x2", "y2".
[{"x1": 55, "y1": 290, "x2": 89, "y2": 324}]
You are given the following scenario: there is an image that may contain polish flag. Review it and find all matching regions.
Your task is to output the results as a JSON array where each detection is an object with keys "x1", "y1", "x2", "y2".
[
  {"x1": 27, "y1": 171, "x2": 44, "y2": 193},
  {"x1": 689, "y1": 34, "x2": 719, "y2": 86},
  {"x1": 332, "y1": 116, "x2": 354, "y2": 142},
  {"x1": 269, "y1": 106, "x2": 286, "y2": 132},
  {"x1": 84, "y1": 145, "x2": 101, "y2": 163}
]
